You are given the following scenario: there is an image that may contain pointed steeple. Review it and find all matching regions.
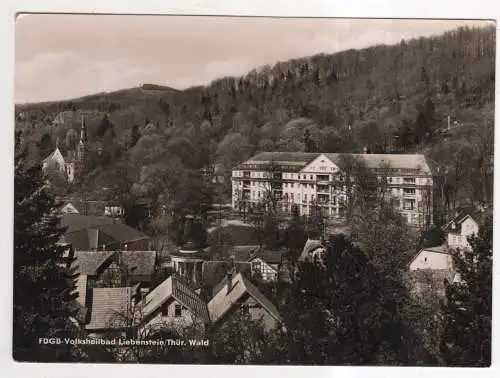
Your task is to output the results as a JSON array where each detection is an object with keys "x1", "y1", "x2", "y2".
[{"x1": 80, "y1": 115, "x2": 88, "y2": 144}]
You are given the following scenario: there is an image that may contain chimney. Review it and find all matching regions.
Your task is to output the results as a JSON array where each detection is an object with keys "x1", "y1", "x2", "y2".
[
  {"x1": 226, "y1": 270, "x2": 233, "y2": 296},
  {"x1": 88, "y1": 228, "x2": 99, "y2": 251}
]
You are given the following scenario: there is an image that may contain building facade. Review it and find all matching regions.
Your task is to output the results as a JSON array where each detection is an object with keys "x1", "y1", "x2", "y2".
[
  {"x1": 443, "y1": 212, "x2": 480, "y2": 251},
  {"x1": 232, "y1": 152, "x2": 433, "y2": 227},
  {"x1": 42, "y1": 115, "x2": 88, "y2": 183}
]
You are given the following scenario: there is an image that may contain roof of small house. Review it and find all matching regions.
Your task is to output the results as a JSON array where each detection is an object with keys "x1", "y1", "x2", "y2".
[
  {"x1": 407, "y1": 244, "x2": 450, "y2": 267},
  {"x1": 60, "y1": 214, "x2": 116, "y2": 233},
  {"x1": 73, "y1": 250, "x2": 156, "y2": 277},
  {"x1": 206, "y1": 261, "x2": 253, "y2": 294},
  {"x1": 232, "y1": 246, "x2": 285, "y2": 265},
  {"x1": 141, "y1": 276, "x2": 210, "y2": 323},
  {"x1": 120, "y1": 251, "x2": 157, "y2": 276},
  {"x1": 231, "y1": 245, "x2": 261, "y2": 261},
  {"x1": 74, "y1": 251, "x2": 116, "y2": 275},
  {"x1": 207, "y1": 272, "x2": 281, "y2": 325},
  {"x1": 61, "y1": 214, "x2": 149, "y2": 250},
  {"x1": 442, "y1": 206, "x2": 482, "y2": 232},
  {"x1": 299, "y1": 238, "x2": 325, "y2": 261},
  {"x1": 85, "y1": 287, "x2": 135, "y2": 330}
]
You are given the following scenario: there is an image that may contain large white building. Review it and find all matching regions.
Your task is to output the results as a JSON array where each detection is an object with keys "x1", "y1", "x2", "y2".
[{"x1": 231, "y1": 152, "x2": 433, "y2": 227}]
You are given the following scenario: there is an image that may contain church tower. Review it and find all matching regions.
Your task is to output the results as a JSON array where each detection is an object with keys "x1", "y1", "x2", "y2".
[{"x1": 75, "y1": 115, "x2": 88, "y2": 180}]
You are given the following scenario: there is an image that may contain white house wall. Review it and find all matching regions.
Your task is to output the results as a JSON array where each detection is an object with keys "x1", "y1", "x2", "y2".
[{"x1": 409, "y1": 250, "x2": 453, "y2": 271}]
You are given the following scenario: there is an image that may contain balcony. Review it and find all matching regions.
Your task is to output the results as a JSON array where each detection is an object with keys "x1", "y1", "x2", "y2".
[
  {"x1": 316, "y1": 174, "x2": 330, "y2": 184},
  {"x1": 317, "y1": 184, "x2": 330, "y2": 193}
]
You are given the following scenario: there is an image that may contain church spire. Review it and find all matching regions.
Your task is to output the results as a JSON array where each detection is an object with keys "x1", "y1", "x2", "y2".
[{"x1": 80, "y1": 115, "x2": 88, "y2": 143}]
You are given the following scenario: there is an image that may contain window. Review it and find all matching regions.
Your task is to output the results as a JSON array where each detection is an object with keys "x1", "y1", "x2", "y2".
[
  {"x1": 403, "y1": 188, "x2": 416, "y2": 195},
  {"x1": 241, "y1": 304, "x2": 250, "y2": 314},
  {"x1": 403, "y1": 177, "x2": 416, "y2": 184},
  {"x1": 424, "y1": 257, "x2": 427, "y2": 262},
  {"x1": 310, "y1": 175, "x2": 313, "y2": 180},
  {"x1": 304, "y1": 194, "x2": 308, "y2": 202},
  {"x1": 174, "y1": 304, "x2": 182, "y2": 317},
  {"x1": 403, "y1": 199, "x2": 415, "y2": 210},
  {"x1": 161, "y1": 305, "x2": 169, "y2": 316}
]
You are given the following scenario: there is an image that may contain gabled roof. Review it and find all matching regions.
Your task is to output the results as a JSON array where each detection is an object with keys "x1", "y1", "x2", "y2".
[
  {"x1": 61, "y1": 214, "x2": 149, "y2": 250},
  {"x1": 236, "y1": 152, "x2": 432, "y2": 175},
  {"x1": 232, "y1": 245, "x2": 261, "y2": 261},
  {"x1": 141, "y1": 276, "x2": 210, "y2": 323},
  {"x1": 442, "y1": 207, "x2": 480, "y2": 232},
  {"x1": 60, "y1": 214, "x2": 116, "y2": 233},
  {"x1": 233, "y1": 246, "x2": 285, "y2": 265},
  {"x1": 73, "y1": 250, "x2": 156, "y2": 277},
  {"x1": 208, "y1": 262, "x2": 253, "y2": 294},
  {"x1": 85, "y1": 287, "x2": 135, "y2": 330},
  {"x1": 43, "y1": 147, "x2": 65, "y2": 164},
  {"x1": 407, "y1": 244, "x2": 450, "y2": 267},
  {"x1": 74, "y1": 251, "x2": 116, "y2": 275},
  {"x1": 121, "y1": 251, "x2": 157, "y2": 276},
  {"x1": 251, "y1": 249, "x2": 285, "y2": 265},
  {"x1": 299, "y1": 238, "x2": 325, "y2": 261},
  {"x1": 326, "y1": 153, "x2": 431, "y2": 173},
  {"x1": 208, "y1": 273, "x2": 281, "y2": 326}
]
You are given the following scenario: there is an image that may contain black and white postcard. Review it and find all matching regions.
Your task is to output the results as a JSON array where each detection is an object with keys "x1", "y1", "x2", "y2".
[{"x1": 13, "y1": 13, "x2": 495, "y2": 366}]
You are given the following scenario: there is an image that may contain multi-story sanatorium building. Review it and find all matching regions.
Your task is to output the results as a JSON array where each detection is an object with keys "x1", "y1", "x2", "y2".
[{"x1": 231, "y1": 152, "x2": 433, "y2": 227}]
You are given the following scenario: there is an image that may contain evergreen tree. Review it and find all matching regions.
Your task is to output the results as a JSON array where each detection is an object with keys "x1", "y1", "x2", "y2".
[
  {"x1": 440, "y1": 217, "x2": 492, "y2": 366},
  {"x1": 13, "y1": 132, "x2": 79, "y2": 362}
]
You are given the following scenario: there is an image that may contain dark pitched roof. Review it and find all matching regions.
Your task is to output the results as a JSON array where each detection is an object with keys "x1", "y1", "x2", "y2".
[
  {"x1": 141, "y1": 276, "x2": 210, "y2": 323},
  {"x1": 208, "y1": 273, "x2": 281, "y2": 325},
  {"x1": 252, "y1": 249, "x2": 285, "y2": 265},
  {"x1": 232, "y1": 246, "x2": 285, "y2": 265},
  {"x1": 442, "y1": 206, "x2": 489, "y2": 232},
  {"x1": 60, "y1": 214, "x2": 116, "y2": 233},
  {"x1": 299, "y1": 239, "x2": 325, "y2": 261},
  {"x1": 99, "y1": 222, "x2": 148, "y2": 243},
  {"x1": 74, "y1": 251, "x2": 115, "y2": 275},
  {"x1": 60, "y1": 214, "x2": 148, "y2": 250},
  {"x1": 85, "y1": 287, "x2": 135, "y2": 330},
  {"x1": 73, "y1": 250, "x2": 156, "y2": 277},
  {"x1": 206, "y1": 261, "x2": 253, "y2": 294},
  {"x1": 407, "y1": 244, "x2": 450, "y2": 267},
  {"x1": 121, "y1": 251, "x2": 156, "y2": 276},
  {"x1": 231, "y1": 245, "x2": 260, "y2": 261}
]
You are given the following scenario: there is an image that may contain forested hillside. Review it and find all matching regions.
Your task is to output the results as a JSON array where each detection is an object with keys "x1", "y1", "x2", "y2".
[{"x1": 15, "y1": 25, "x2": 495, "y2": 228}]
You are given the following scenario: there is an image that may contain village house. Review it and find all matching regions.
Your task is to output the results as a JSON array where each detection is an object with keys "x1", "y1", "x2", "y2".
[
  {"x1": 138, "y1": 276, "x2": 210, "y2": 337},
  {"x1": 232, "y1": 246, "x2": 290, "y2": 282},
  {"x1": 442, "y1": 208, "x2": 481, "y2": 251},
  {"x1": 208, "y1": 272, "x2": 281, "y2": 332},
  {"x1": 232, "y1": 152, "x2": 433, "y2": 227},
  {"x1": 60, "y1": 213, "x2": 150, "y2": 251},
  {"x1": 408, "y1": 245, "x2": 453, "y2": 271}
]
